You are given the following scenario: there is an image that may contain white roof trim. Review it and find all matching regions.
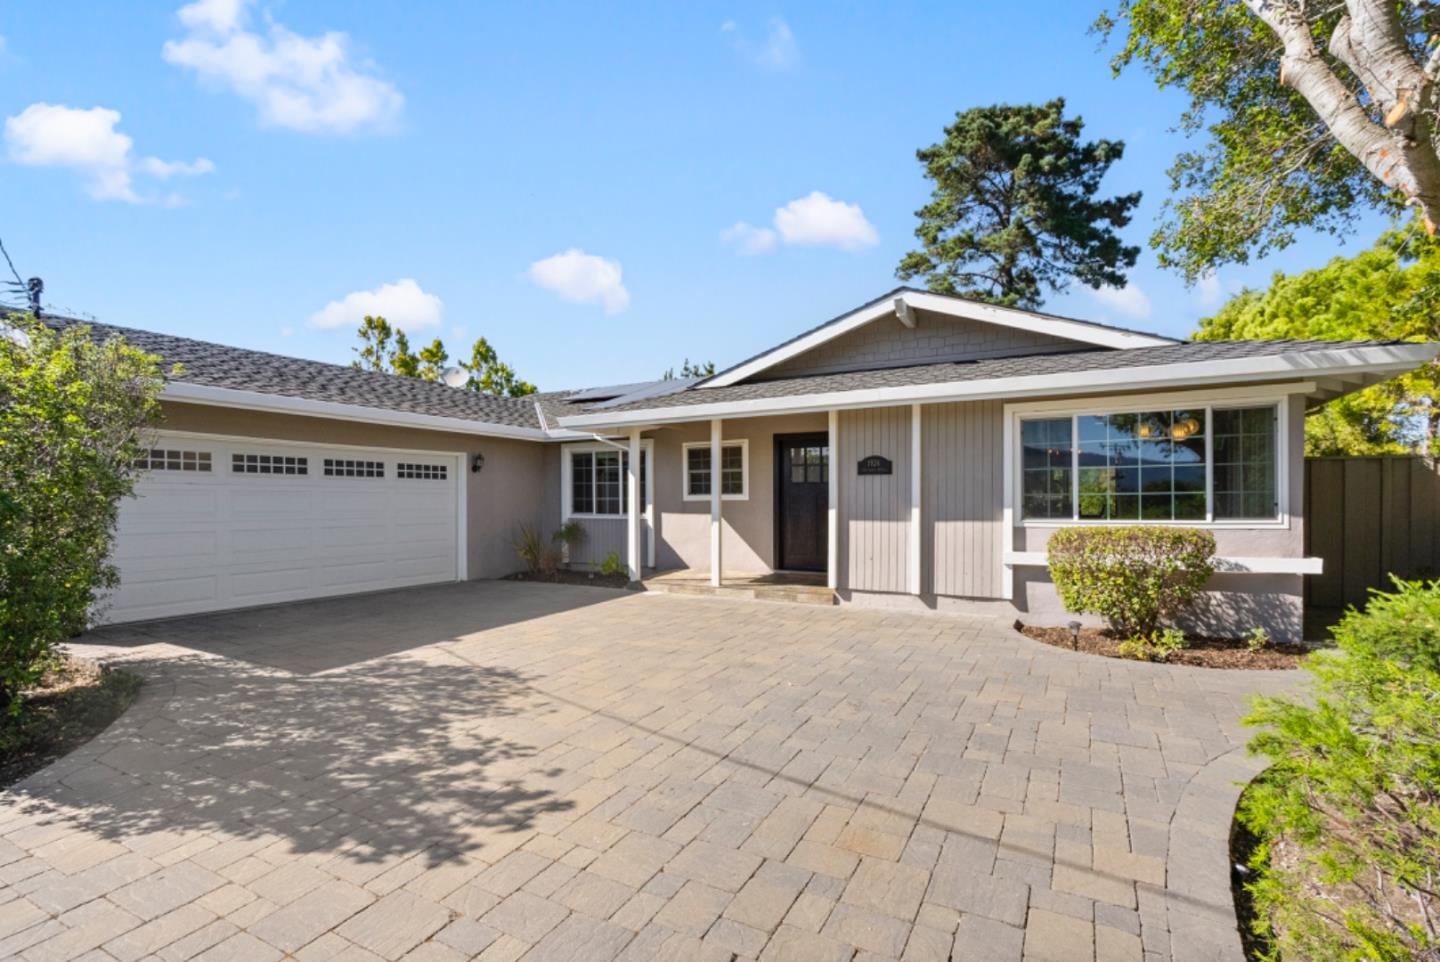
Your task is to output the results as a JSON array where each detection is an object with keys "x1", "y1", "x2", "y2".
[
  {"x1": 557, "y1": 343, "x2": 1439, "y2": 429},
  {"x1": 701, "y1": 289, "x2": 1177, "y2": 388},
  {"x1": 164, "y1": 382, "x2": 551, "y2": 441}
]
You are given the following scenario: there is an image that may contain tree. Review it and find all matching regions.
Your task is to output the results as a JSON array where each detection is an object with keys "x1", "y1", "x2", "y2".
[
  {"x1": 896, "y1": 98, "x2": 1142, "y2": 309},
  {"x1": 1096, "y1": 0, "x2": 1440, "y2": 281},
  {"x1": 662, "y1": 358, "x2": 716, "y2": 380},
  {"x1": 1195, "y1": 228, "x2": 1440, "y2": 453},
  {"x1": 458, "y1": 337, "x2": 537, "y2": 397},
  {"x1": 350, "y1": 318, "x2": 536, "y2": 396},
  {"x1": 352, "y1": 315, "x2": 404, "y2": 373},
  {"x1": 0, "y1": 315, "x2": 166, "y2": 713}
]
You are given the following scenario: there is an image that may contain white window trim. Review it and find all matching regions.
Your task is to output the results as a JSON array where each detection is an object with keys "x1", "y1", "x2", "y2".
[
  {"x1": 1004, "y1": 387, "x2": 1292, "y2": 531},
  {"x1": 561, "y1": 440, "x2": 655, "y2": 521},
  {"x1": 682, "y1": 439, "x2": 750, "y2": 502}
]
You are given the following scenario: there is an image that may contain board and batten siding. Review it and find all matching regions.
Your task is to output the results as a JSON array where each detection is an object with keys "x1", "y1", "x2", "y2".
[
  {"x1": 840, "y1": 407, "x2": 912, "y2": 593},
  {"x1": 923, "y1": 400, "x2": 1004, "y2": 599},
  {"x1": 565, "y1": 518, "x2": 649, "y2": 568}
]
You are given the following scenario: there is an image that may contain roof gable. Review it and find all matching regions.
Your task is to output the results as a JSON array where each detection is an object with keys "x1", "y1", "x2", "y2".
[{"x1": 700, "y1": 287, "x2": 1178, "y2": 388}]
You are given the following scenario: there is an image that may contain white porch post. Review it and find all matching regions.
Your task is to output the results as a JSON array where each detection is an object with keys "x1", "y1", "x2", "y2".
[
  {"x1": 626, "y1": 428, "x2": 642, "y2": 583},
  {"x1": 909, "y1": 402, "x2": 922, "y2": 595},
  {"x1": 710, "y1": 419, "x2": 723, "y2": 586},
  {"x1": 827, "y1": 409, "x2": 839, "y2": 591}
]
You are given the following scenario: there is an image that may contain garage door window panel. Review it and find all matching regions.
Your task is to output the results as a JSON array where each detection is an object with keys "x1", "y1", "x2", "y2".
[
  {"x1": 323, "y1": 458, "x2": 384, "y2": 478},
  {"x1": 138, "y1": 449, "x2": 212, "y2": 472},
  {"x1": 233, "y1": 453, "x2": 308, "y2": 476}
]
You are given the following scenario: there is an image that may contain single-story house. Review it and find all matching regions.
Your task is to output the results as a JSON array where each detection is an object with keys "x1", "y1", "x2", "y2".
[{"x1": 53, "y1": 288, "x2": 1438, "y2": 640}]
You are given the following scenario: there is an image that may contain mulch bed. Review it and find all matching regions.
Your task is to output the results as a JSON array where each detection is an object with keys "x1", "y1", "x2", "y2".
[
  {"x1": 0, "y1": 654, "x2": 142, "y2": 789},
  {"x1": 504, "y1": 569, "x2": 633, "y2": 590},
  {"x1": 1017, "y1": 622, "x2": 1309, "y2": 669}
]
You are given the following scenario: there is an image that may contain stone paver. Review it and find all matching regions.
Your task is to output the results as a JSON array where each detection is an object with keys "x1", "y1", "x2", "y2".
[{"x1": 0, "y1": 581, "x2": 1301, "y2": 961}]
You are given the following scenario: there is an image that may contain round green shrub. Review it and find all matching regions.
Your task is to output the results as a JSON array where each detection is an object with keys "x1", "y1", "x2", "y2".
[{"x1": 1046, "y1": 526, "x2": 1216, "y2": 639}]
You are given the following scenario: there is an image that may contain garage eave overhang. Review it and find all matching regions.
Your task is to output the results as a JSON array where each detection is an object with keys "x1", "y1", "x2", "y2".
[
  {"x1": 163, "y1": 382, "x2": 552, "y2": 441},
  {"x1": 556, "y1": 343, "x2": 1440, "y2": 430}
]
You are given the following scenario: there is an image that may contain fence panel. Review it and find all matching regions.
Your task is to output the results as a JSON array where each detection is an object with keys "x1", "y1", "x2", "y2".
[{"x1": 1305, "y1": 455, "x2": 1440, "y2": 609}]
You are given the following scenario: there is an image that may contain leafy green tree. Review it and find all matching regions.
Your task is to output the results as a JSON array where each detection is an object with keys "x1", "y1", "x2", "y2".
[
  {"x1": 415, "y1": 338, "x2": 449, "y2": 382},
  {"x1": 1195, "y1": 229, "x2": 1440, "y2": 454},
  {"x1": 1095, "y1": 0, "x2": 1440, "y2": 281},
  {"x1": 351, "y1": 319, "x2": 535, "y2": 396},
  {"x1": 0, "y1": 315, "x2": 166, "y2": 713},
  {"x1": 896, "y1": 98, "x2": 1141, "y2": 309},
  {"x1": 662, "y1": 358, "x2": 716, "y2": 380},
  {"x1": 1239, "y1": 578, "x2": 1440, "y2": 961},
  {"x1": 459, "y1": 337, "x2": 536, "y2": 397},
  {"x1": 351, "y1": 315, "x2": 404, "y2": 373}
]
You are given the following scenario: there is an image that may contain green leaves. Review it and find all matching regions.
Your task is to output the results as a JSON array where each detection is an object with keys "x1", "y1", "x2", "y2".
[
  {"x1": 350, "y1": 317, "x2": 537, "y2": 397},
  {"x1": 1097, "y1": 0, "x2": 1403, "y2": 280},
  {"x1": 1239, "y1": 579, "x2": 1440, "y2": 960},
  {"x1": 0, "y1": 315, "x2": 165, "y2": 714},
  {"x1": 1046, "y1": 525, "x2": 1216, "y2": 639},
  {"x1": 896, "y1": 97, "x2": 1141, "y2": 309},
  {"x1": 1194, "y1": 227, "x2": 1440, "y2": 453}
]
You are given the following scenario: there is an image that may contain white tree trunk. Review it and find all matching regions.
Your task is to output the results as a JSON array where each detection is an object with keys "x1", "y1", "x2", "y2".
[{"x1": 1245, "y1": 0, "x2": 1440, "y2": 231}]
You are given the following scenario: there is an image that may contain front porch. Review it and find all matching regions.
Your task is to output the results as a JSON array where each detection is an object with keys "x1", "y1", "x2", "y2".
[{"x1": 641, "y1": 568, "x2": 835, "y2": 605}]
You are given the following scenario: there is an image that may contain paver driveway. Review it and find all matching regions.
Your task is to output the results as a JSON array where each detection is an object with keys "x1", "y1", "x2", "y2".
[{"x1": 0, "y1": 582, "x2": 1302, "y2": 962}]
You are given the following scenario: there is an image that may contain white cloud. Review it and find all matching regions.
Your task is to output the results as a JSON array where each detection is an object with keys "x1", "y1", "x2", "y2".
[
  {"x1": 720, "y1": 221, "x2": 778, "y2": 255},
  {"x1": 1087, "y1": 282, "x2": 1153, "y2": 321},
  {"x1": 526, "y1": 249, "x2": 630, "y2": 314},
  {"x1": 163, "y1": 0, "x2": 403, "y2": 135},
  {"x1": 774, "y1": 191, "x2": 878, "y2": 250},
  {"x1": 725, "y1": 17, "x2": 799, "y2": 71},
  {"x1": 308, "y1": 278, "x2": 443, "y2": 331},
  {"x1": 4, "y1": 102, "x2": 213, "y2": 203},
  {"x1": 140, "y1": 156, "x2": 216, "y2": 179},
  {"x1": 1195, "y1": 272, "x2": 1223, "y2": 309},
  {"x1": 724, "y1": 191, "x2": 878, "y2": 255}
]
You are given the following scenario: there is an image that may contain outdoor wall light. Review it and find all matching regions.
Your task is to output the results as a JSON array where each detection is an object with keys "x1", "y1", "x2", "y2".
[{"x1": 472, "y1": 452, "x2": 485, "y2": 474}]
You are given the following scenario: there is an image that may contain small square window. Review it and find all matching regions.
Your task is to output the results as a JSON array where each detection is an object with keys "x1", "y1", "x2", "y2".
[
  {"x1": 232, "y1": 453, "x2": 308, "y2": 476},
  {"x1": 685, "y1": 442, "x2": 747, "y2": 500}
]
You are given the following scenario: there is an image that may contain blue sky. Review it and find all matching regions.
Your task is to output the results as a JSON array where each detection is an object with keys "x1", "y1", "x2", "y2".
[{"x1": 0, "y1": 0, "x2": 1391, "y2": 391}]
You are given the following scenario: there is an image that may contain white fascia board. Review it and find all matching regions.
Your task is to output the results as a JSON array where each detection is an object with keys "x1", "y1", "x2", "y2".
[
  {"x1": 702, "y1": 290, "x2": 1176, "y2": 388},
  {"x1": 164, "y1": 382, "x2": 551, "y2": 441},
  {"x1": 1004, "y1": 551, "x2": 1323, "y2": 576},
  {"x1": 557, "y1": 342, "x2": 1439, "y2": 430}
]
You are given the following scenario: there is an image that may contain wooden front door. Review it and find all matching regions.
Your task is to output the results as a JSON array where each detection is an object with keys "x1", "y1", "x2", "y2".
[{"x1": 776, "y1": 434, "x2": 829, "y2": 571}]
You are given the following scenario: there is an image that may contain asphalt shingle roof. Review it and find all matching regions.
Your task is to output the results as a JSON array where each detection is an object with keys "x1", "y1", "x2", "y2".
[
  {"x1": 48, "y1": 317, "x2": 546, "y2": 430},
  {"x1": 554, "y1": 338, "x2": 1406, "y2": 418},
  {"x1": 29, "y1": 313, "x2": 1410, "y2": 432}
]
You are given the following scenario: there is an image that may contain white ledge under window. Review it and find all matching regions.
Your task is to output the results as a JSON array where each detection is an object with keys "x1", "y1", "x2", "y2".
[{"x1": 1002, "y1": 550, "x2": 1323, "y2": 576}]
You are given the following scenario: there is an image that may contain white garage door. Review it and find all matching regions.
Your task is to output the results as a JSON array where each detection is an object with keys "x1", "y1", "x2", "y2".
[{"x1": 105, "y1": 433, "x2": 463, "y2": 623}]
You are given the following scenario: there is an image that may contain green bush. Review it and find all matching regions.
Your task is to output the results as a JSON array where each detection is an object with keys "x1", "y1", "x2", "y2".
[
  {"x1": 512, "y1": 523, "x2": 560, "y2": 576},
  {"x1": 1116, "y1": 627, "x2": 1188, "y2": 662},
  {"x1": 1240, "y1": 578, "x2": 1440, "y2": 961},
  {"x1": 0, "y1": 316, "x2": 165, "y2": 714},
  {"x1": 599, "y1": 552, "x2": 625, "y2": 578},
  {"x1": 1047, "y1": 526, "x2": 1215, "y2": 639}
]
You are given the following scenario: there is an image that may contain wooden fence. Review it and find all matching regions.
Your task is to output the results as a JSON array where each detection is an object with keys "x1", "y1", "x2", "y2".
[{"x1": 1305, "y1": 455, "x2": 1440, "y2": 610}]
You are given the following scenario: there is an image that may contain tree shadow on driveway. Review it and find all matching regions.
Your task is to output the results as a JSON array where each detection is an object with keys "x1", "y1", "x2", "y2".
[{"x1": 4, "y1": 641, "x2": 577, "y2": 871}]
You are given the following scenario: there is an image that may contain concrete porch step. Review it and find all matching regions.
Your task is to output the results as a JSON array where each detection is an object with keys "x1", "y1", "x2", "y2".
[{"x1": 642, "y1": 573, "x2": 836, "y2": 606}]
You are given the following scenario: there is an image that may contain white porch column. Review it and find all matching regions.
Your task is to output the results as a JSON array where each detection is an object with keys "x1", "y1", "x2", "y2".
[
  {"x1": 909, "y1": 402, "x2": 922, "y2": 595},
  {"x1": 827, "y1": 409, "x2": 839, "y2": 590},
  {"x1": 626, "y1": 428, "x2": 642, "y2": 583},
  {"x1": 710, "y1": 418, "x2": 723, "y2": 586}
]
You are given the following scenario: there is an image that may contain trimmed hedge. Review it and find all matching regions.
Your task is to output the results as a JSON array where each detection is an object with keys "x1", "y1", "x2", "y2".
[{"x1": 1047, "y1": 526, "x2": 1216, "y2": 639}]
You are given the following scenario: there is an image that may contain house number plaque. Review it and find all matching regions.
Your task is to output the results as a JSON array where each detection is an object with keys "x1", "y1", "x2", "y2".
[{"x1": 856, "y1": 455, "x2": 893, "y2": 476}]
